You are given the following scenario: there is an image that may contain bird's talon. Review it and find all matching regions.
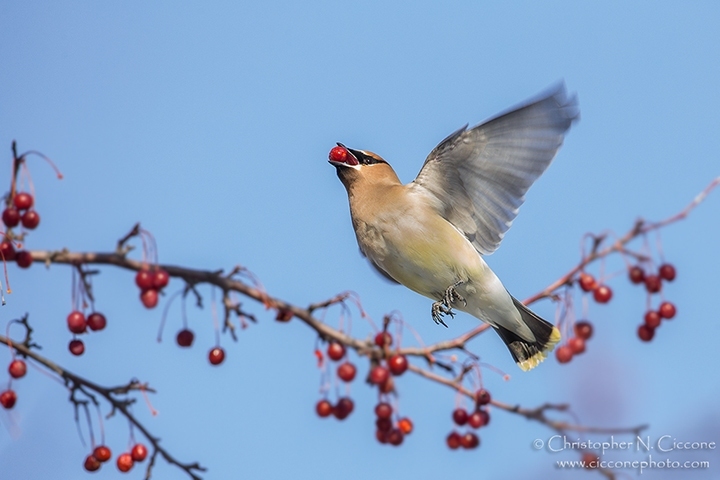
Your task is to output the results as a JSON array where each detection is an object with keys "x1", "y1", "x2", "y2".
[
  {"x1": 443, "y1": 281, "x2": 466, "y2": 307},
  {"x1": 431, "y1": 300, "x2": 454, "y2": 328}
]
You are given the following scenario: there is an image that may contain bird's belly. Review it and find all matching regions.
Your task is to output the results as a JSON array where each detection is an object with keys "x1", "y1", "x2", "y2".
[{"x1": 369, "y1": 217, "x2": 485, "y2": 300}]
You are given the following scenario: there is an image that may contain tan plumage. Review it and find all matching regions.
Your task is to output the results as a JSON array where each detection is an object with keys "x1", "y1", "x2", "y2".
[{"x1": 330, "y1": 84, "x2": 578, "y2": 370}]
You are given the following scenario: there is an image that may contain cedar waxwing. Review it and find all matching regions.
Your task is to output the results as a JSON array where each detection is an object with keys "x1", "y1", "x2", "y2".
[{"x1": 329, "y1": 83, "x2": 579, "y2": 371}]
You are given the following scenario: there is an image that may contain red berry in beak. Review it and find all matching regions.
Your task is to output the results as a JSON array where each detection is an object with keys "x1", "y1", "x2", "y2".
[{"x1": 329, "y1": 146, "x2": 348, "y2": 162}]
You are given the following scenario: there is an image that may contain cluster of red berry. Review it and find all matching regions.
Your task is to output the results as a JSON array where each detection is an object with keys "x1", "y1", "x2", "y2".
[
  {"x1": 556, "y1": 321, "x2": 593, "y2": 364},
  {"x1": 315, "y1": 397, "x2": 355, "y2": 420},
  {"x1": 66, "y1": 310, "x2": 108, "y2": 357},
  {"x1": 319, "y1": 340, "x2": 358, "y2": 420},
  {"x1": 315, "y1": 331, "x2": 414, "y2": 443},
  {"x1": 83, "y1": 442, "x2": 148, "y2": 473},
  {"x1": 135, "y1": 267, "x2": 170, "y2": 309},
  {"x1": 373, "y1": 401, "x2": 413, "y2": 446},
  {"x1": 1, "y1": 358, "x2": 27, "y2": 410},
  {"x1": 334, "y1": 332, "x2": 409, "y2": 391},
  {"x1": 2, "y1": 192, "x2": 40, "y2": 230},
  {"x1": 1, "y1": 191, "x2": 42, "y2": 268},
  {"x1": 446, "y1": 389, "x2": 491, "y2": 450},
  {"x1": 578, "y1": 272, "x2": 613, "y2": 303},
  {"x1": 629, "y1": 263, "x2": 677, "y2": 341}
]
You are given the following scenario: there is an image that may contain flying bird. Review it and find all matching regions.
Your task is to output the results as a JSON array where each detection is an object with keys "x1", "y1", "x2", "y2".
[{"x1": 329, "y1": 83, "x2": 579, "y2": 371}]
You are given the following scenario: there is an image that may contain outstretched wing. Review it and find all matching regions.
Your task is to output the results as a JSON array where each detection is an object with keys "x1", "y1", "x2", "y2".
[{"x1": 411, "y1": 83, "x2": 579, "y2": 255}]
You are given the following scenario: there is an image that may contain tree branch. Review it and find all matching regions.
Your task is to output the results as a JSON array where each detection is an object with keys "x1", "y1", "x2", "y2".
[{"x1": 0, "y1": 332, "x2": 206, "y2": 480}]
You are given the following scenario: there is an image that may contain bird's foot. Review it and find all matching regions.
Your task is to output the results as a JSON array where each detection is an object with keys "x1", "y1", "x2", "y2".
[
  {"x1": 431, "y1": 301, "x2": 453, "y2": 327},
  {"x1": 443, "y1": 280, "x2": 466, "y2": 307},
  {"x1": 431, "y1": 281, "x2": 466, "y2": 328}
]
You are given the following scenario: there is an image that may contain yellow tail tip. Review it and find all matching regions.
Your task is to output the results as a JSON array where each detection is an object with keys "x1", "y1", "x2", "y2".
[{"x1": 518, "y1": 326, "x2": 561, "y2": 372}]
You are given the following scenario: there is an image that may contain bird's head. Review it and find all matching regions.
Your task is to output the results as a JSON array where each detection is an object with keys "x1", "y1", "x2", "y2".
[{"x1": 328, "y1": 143, "x2": 398, "y2": 191}]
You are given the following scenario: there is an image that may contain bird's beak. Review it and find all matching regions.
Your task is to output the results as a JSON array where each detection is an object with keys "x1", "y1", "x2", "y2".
[{"x1": 329, "y1": 143, "x2": 360, "y2": 167}]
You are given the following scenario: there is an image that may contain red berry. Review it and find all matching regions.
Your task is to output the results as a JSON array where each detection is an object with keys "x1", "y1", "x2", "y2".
[
  {"x1": 8, "y1": 359, "x2": 27, "y2": 379},
  {"x1": 176, "y1": 329, "x2": 194, "y2": 347},
  {"x1": 326, "y1": 342, "x2": 346, "y2": 361},
  {"x1": 135, "y1": 270, "x2": 154, "y2": 290},
  {"x1": 475, "y1": 388, "x2": 491, "y2": 406},
  {"x1": 555, "y1": 345, "x2": 573, "y2": 363},
  {"x1": 388, "y1": 354, "x2": 408, "y2": 376},
  {"x1": 375, "y1": 402, "x2": 393, "y2": 419},
  {"x1": 369, "y1": 365, "x2": 390, "y2": 385},
  {"x1": 388, "y1": 428, "x2": 404, "y2": 446},
  {"x1": 574, "y1": 320, "x2": 594, "y2": 340},
  {"x1": 378, "y1": 376, "x2": 395, "y2": 394},
  {"x1": 469, "y1": 409, "x2": 490, "y2": 428},
  {"x1": 15, "y1": 250, "x2": 32, "y2": 268},
  {"x1": 376, "y1": 429, "x2": 389, "y2": 444},
  {"x1": 69, "y1": 339, "x2": 85, "y2": 356},
  {"x1": 13, "y1": 192, "x2": 34, "y2": 210},
  {"x1": 446, "y1": 431, "x2": 461, "y2": 449},
  {"x1": 638, "y1": 324, "x2": 655, "y2": 342},
  {"x1": 2, "y1": 208, "x2": 20, "y2": 228},
  {"x1": 644, "y1": 274, "x2": 662, "y2": 293},
  {"x1": 376, "y1": 417, "x2": 392, "y2": 432},
  {"x1": 316, "y1": 399, "x2": 333, "y2": 418},
  {"x1": 86, "y1": 312, "x2": 107, "y2": 331},
  {"x1": 398, "y1": 417, "x2": 413, "y2": 435},
  {"x1": 452, "y1": 408, "x2": 468, "y2": 426},
  {"x1": 644, "y1": 310, "x2": 662, "y2": 328},
  {"x1": 333, "y1": 397, "x2": 354, "y2": 420},
  {"x1": 578, "y1": 273, "x2": 597, "y2": 292},
  {"x1": 67, "y1": 311, "x2": 87, "y2": 334},
  {"x1": 628, "y1": 266, "x2": 645, "y2": 284},
  {"x1": 93, "y1": 445, "x2": 112, "y2": 463},
  {"x1": 152, "y1": 269, "x2": 170, "y2": 289},
  {"x1": 467, "y1": 410, "x2": 485, "y2": 429},
  {"x1": 0, "y1": 240, "x2": 16, "y2": 261},
  {"x1": 275, "y1": 308, "x2": 293, "y2": 322},
  {"x1": 337, "y1": 361, "x2": 356, "y2": 382},
  {"x1": 659, "y1": 301, "x2": 676, "y2": 319},
  {"x1": 140, "y1": 289, "x2": 159, "y2": 308},
  {"x1": 568, "y1": 337, "x2": 586, "y2": 355},
  {"x1": 461, "y1": 432, "x2": 480, "y2": 449},
  {"x1": 0, "y1": 389, "x2": 17, "y2": 409},
  {"x1": 593, "y1": 284, "x2": 613, "y2": 303},
  {"x1": 659, "y1": 263, "x2": 676, "y2": 281},
  {"x1": 208, "y1": 347, "x2": 225, "y2": 365},
  {"x1": 328, "y1": 146, "x2": 348, "y2": 163},
  {"x1": 20, "y1": 210, "x2": 40, "y2": 229},
  {"x1": 374, "y1": 331, "x2": 393, "y2": 348},
  {"x1": 478, "y1": 409, "x2": 490, "y2": 426},
  {"x1": 116, "y1": 452, "x2": 133, "y2": 472},
  {"x1": 84, "y1": 454, "x2": 101, "y2": 472},
  {"x1": 131, "y1": 443, "x2": 148, "y2": 462}
]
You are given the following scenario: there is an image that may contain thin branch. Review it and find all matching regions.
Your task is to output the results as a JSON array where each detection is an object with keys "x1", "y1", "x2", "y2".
[
  {"x1": 11, "y1": 177, "x2": 715, "y2": 472},
  {"x1": 523, "y1": 177, "x2": 720, "y2": 305},
  {"x1": 0, "y1": 332, "x2": 206, "y2": 479}
]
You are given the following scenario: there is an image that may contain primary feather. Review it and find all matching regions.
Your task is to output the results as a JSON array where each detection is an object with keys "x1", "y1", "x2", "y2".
[{"x1": 412, "y1": 83, "x2": 579, "y2": 255}]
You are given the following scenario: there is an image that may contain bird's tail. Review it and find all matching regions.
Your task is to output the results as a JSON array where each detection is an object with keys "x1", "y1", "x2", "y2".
[{"x1": 494, "y1": 296, "x2": 560, "y2": 371}]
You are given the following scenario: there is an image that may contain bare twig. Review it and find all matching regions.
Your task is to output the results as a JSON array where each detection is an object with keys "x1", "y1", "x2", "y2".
[
  {"x1": 0, "y1": 332, "x2": 206, "y2": 479},
  {"x1": 523, "y1": 177, "x2": 720, "y2": 305}
]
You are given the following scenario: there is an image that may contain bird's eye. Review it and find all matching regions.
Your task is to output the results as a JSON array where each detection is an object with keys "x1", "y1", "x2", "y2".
[{"x1": 359, "y1": 153, "x2": 383, "y2": 165}]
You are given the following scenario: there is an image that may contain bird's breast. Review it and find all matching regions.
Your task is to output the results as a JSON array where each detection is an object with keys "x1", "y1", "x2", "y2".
[{"x1": 354, "y1": 202, "x2": 486, "y2": 300}]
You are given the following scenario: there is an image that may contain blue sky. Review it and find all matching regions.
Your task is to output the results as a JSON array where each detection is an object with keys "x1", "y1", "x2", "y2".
[{"x1": 1, "y1": 2, "x2": 719, "y2": 479}]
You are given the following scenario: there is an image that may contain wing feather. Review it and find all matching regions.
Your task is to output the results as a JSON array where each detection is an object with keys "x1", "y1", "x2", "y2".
[{"x1": 411, "y1": 83, "x2": 579, "y2": 255}]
